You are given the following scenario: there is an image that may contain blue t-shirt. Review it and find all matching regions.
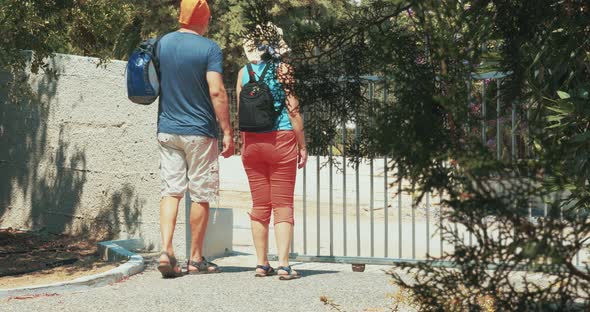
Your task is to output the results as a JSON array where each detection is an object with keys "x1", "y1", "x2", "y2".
[
  {"x1": 157, "y1": 32, "x2": 223, "y2": 137},
  {"x1": 241, "y1": 62, "x2": 293, "y2": 131}
]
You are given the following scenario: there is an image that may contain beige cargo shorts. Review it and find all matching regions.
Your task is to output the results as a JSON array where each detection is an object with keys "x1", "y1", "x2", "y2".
[{"x1": 157, "y1": 133, "x2": 219, "y2": 203}]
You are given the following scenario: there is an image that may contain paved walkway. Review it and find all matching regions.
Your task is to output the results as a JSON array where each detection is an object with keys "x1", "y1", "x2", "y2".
[
  {"x1": 1, "y1": 253, "x2": 403, "y2": 312},
  {"x1": 1, "y1": 204, "x2": 427, "y2": 312}
]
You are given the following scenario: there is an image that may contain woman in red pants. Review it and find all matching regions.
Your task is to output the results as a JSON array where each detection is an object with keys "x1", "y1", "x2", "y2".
[{"x1": 236, "y1": 28, "x2": 307, "y2": 280}]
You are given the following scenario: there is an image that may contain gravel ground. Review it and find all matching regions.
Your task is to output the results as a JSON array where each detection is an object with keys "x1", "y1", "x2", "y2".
[{"x1": 1, "y1": 256, "x2": 400, "y2": 312}]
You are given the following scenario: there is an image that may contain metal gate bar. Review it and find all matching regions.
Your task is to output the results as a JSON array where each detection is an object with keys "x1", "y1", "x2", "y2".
[
  {"x1": 316, "y1": 148, "x2": 320, "y2": 256},
  {"x1": 303, "y1": 109, "x2": 308, "y2": 255},
  {"x1": 383, "y1": 82, "x2": 389, "y2": 258},
  {"x1": 355, "y1": 117, "x2": 361, "y2": 257},
  {"x1": 329, "y1": 135, "x2": 334, "y2": 257},
  {"x1": 497, "y1": 79, "x2": 502, "y2": 159},
  {"x1": 398, "y1": 168, "x2": 403, "y2": 258},
  {"x1": 440, "y1": 195, "x2": 444, "y2": 257},
  {"x1": 342, "y1": 119, "x2": 348, "y2": 257},
  {"x1": 468, "y1": 77, "x2": 474, "y2": 247},
  {"x1": 369, "y1": 81, "x2": 375, "y2": 257},
  {"x1": 426, "y1": 193, "x2": 430, "y2": 255}
]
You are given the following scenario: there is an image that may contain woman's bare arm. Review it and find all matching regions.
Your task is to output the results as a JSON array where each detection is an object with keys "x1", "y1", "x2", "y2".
[
  {"x1": 278, "y1": 63, "x2": 307, "y2": 168},
  {"x1": 236, "y1": 67, "x2": 244, "y2": 113}
]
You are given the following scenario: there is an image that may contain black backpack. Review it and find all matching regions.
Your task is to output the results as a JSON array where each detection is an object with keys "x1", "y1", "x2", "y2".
[{"x1": 239, "y1": 63, "x2": 284, "y2": 132}]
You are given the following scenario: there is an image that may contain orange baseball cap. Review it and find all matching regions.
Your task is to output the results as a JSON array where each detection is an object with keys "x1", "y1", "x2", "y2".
[{"x1": 179, "y1": 0, "x2": 211, "y2": 27}]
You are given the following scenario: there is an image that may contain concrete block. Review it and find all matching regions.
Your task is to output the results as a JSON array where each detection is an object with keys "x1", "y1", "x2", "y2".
[
  {"x1": 98, "y1": 239, "x2": 145, "y2": 262},
  {"x1": 203, "y1": 208, "x2": 234, "y2": 259}
]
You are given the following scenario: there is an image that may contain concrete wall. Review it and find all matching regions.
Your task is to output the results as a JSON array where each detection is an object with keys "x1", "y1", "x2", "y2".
[{"x1": 0, "y1": 53, "x2": 231, "y2": 258}]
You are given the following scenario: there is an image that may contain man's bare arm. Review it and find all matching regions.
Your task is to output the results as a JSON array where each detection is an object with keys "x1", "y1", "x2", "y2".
[{"x1": 207, "y1": 71, "x2": 233, "y2": 157}]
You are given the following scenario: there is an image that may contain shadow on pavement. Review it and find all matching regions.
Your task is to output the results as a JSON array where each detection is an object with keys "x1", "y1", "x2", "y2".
[
  {"x1": 290, "y1": 269, "x2": 340, "y2": 277},
  {"x1": 217, "y1": 266, "x2": 255, "y2": 273},
  {"x1": 217, "y1": 266, "x2": 341, "y2": 278}
]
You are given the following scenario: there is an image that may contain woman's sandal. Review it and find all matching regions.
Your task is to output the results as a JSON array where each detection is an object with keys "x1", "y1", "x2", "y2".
[
  {"x1": 277, "y1": 266, "x2": 301, "y2": 280},
  {"x1": 187, "y1": 257, "x2": 221, "y2": 274},
  {"x1": 254, "y1": 264, "x2": 276, "y2": 277},
  {"x1": 157, "y1": 251, "x2": 182, "y2": 278}
]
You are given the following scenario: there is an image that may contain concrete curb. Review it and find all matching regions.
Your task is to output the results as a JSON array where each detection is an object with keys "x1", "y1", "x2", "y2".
[{"x1": 0, "y1": 239, "x2": 145, "y2": 299}]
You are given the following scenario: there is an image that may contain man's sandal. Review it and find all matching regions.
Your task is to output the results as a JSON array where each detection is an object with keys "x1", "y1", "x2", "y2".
[
  {"x1": 157, "y1": 251, "x2": 182, "y2": 278},
  {"x1": 254, "y1": 264, "x2": 276, "y2": 277},
  {"x1": 277, "y1": 266, "x2": 301, "y2": 280},
  {"x1": 187, "y1": 257, "x2": 221, "y2": 274}
]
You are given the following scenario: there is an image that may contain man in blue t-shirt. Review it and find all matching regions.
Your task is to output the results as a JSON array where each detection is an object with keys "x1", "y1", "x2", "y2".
[{"x1": 156, "y1": 0, "x2": 233, "y2": 278}]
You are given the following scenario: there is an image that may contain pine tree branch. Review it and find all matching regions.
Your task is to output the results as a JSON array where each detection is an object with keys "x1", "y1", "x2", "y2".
[
  {"x1": 291, "y1": 2, "x2": 413, "y2": 61},
  {"x1": 565, "y1": 260, "x2": 590, "y2": 282}
]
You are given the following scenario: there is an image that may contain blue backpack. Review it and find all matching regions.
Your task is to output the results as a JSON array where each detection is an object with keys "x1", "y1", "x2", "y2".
[{"x1": 126, "y1": 37, "x2": 163, "y2": 105}]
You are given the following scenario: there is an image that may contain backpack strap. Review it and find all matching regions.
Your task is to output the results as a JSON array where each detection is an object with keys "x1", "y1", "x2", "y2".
[
  {"x1": 153, "y1": 35, "x2": 164, "y2": 80},
  {"x1": 153, "y1": 34, "x2": 165, "y2": 113},
  {"x1": 272, "y1": 62, "x2": 287, "y2": 116},
  {"x1": 259, "y1": 62, "x2": 271, "y2": 82},
  {"x1": 246, "y1": 63, "x2": 256, "y2": 83},
  {"x1": 246, "y1": 62, "x2": 272, "y2": 84}
]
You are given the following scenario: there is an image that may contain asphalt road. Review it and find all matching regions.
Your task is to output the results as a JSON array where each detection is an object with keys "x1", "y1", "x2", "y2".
[{"x1": 2, "y1": 255, "x2": 401, "y2": 312}]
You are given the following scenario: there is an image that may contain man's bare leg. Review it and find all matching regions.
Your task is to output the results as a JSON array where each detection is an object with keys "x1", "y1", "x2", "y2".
[
  {"x1": 188, "y1": 202, "x2": 214, "y2": 271},
  {"x1": 159, "y1": 196, "x2": 182, "y2": 273}
]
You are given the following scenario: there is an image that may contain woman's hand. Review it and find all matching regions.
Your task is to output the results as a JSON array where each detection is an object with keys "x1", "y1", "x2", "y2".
[{"x1": 298, "y1": 147, "x2": 308, "y2": 169}]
